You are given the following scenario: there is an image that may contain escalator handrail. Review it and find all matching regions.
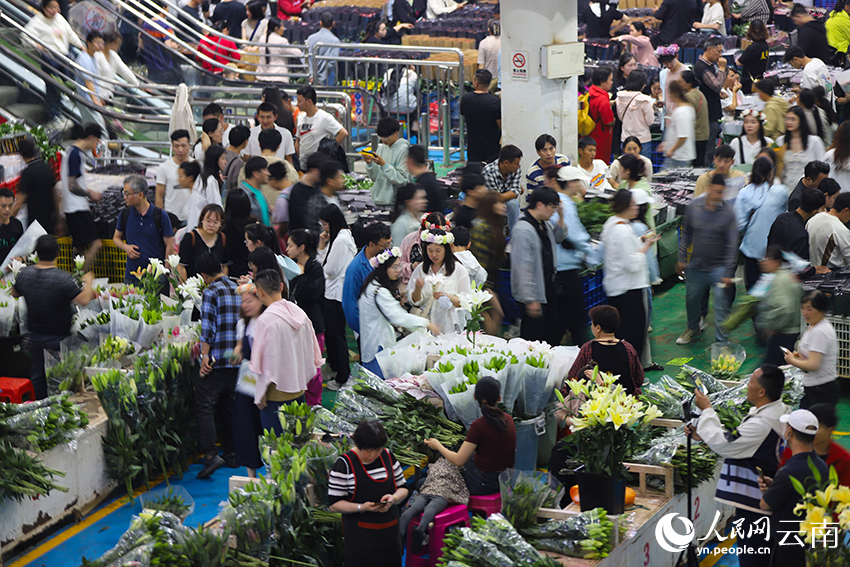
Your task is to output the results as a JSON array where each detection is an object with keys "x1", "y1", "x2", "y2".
[
  {"x1": 0, "y1": 39, "x2": 173, "y2": 126},
  {"x1": 124, "y1": 0, "x2": 311, "y2": 67},
  {"x1": 92, "y1": 0, "x2": 308, "y2": 81}
]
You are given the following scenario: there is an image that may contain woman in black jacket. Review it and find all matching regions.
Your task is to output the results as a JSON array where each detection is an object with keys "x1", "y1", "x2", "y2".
[
  {"x1": 736, "y1": 20, "x2": 770, "y2": 94},
  {"x1": 286, "y1": 228, "x2": 326, "y2": 405}
]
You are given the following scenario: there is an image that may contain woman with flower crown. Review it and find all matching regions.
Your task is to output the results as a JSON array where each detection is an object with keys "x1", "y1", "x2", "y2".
[
  {"x1": 732, "y1": 109, "x2": 774, "y2": 166},
  {"x1": 408, "y1": 228, "x2": 472, "y2": 334},
  {"x1": 359, "y1": 247, "x2": 440, "y2": 378}
]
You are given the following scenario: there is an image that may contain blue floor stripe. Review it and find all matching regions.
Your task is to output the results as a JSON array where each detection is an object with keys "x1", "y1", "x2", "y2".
[{"x1": 12, "y1": 462, "x2": 240, "y2": 567}]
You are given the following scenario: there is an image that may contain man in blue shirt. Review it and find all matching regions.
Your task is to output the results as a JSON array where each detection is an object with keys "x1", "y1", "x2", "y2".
[
  {"x1": 113, "y1": 175, "x2": 174, "y2": 287},
  {"x1": 76, "y1": 30, "x2": 105, "y2": 109},
  {"x1": 306, "y1": 12, "x2": 340, "y2": 86},
  {"x1": 339, "y1": 222, "x2": 392, "y2": 376},
  {"x1": 547, "y1": 166, "x2": 593, "y2": 346},
  {"x1": 196, "y1": 252, "x2": 241, "y2": 478}
]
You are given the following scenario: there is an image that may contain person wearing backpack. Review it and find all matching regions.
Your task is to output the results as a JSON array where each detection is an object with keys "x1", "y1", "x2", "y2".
[{"x1": 113, "y1": 175, "x2": 175, "y2": 287}]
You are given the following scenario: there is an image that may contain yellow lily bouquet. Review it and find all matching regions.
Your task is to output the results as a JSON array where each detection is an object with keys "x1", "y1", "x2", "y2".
[
  {"x1": 791, "y1": 461, "x2": 850, "y2": 566},
  {"x1": 558, "y1": 370, "x2": 662, "y2": 477}
]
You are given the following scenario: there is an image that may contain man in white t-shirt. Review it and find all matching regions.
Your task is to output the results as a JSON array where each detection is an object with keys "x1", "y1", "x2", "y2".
[
  {"x1": 61, "y1": 124, "x2": 104, "y2": 270},
  {"x1": 155, "y1": 129, "x2": 193, "y2": 227},
  {"x1": 245, "y1": 102, "x2": 295, "y2": 164},
  {"x1": 807, "y1": 192, "x2": 850, "y2": 269},
  {"x1": 576, "y1": 137, "x2": 612, "y2": 192},
  {"x1": 295, "y1": 85, "x2": 349, "y2": 168},
  {"x1": 784, "y1": 45, "x2": 834, "y2": 107}
]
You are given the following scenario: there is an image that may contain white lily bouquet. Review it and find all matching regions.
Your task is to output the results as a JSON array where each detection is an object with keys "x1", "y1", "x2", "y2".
[{"x1": 458, "y1": 281, "x2": 492, "y2": 348}]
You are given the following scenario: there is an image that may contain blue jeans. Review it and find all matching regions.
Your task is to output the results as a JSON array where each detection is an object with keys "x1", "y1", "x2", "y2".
[
  {"x1": 506, "y1": 199, "x2": 520, "y2": 233},
  {"x1": 685, "y1": 267, "x2": 734, "y2": 342},
  {"x1": 640, "y1": 142, "x2": 652, "y2": 160},
  {"x1": 259, "y1": 394, "x2": 306, "y2": 433}
]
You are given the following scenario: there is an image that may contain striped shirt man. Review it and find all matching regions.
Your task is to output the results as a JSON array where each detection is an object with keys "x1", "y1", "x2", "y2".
[{"x1": 526, "y1": 154, "x2": 571, "y2": 192}]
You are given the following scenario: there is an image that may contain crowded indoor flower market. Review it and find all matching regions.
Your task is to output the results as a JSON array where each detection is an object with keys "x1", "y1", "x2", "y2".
[{"x1": 4, "y1": 0, "x2": 850, "y2": 565}]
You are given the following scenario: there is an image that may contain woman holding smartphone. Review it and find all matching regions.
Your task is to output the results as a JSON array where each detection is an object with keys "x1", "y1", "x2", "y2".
[{"x1": 785, "y1": 290, "x2": 839, "y2": 409}]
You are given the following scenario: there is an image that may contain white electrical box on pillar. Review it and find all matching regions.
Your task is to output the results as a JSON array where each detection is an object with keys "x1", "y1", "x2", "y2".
[{"x1": 499, "y1": 0, "x2": 581, "y2": 167}]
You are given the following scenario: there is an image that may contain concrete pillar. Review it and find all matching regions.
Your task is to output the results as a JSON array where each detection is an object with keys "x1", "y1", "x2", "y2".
[{"x1": 499, "y1": 0, "x2": 580, "y2": 166}]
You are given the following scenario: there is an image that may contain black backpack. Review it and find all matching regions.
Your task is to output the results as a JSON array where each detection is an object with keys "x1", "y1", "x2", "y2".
[{"x1": 119, "y1": 205, "x2": 166, "y2": 254}]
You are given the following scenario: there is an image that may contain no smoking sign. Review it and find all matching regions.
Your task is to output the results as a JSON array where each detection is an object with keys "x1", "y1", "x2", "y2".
[{"x1": 511, "y1": 51, "x2": 528, "y2": 81}]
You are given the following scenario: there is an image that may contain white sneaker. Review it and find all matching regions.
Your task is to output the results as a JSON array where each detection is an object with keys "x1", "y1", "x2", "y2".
[
  {"x1": 699, "y1": 317, "x2": 708, "y2": 331},
  {"x1": 326, "y1": 380, "x2": 342, "y2": 392},
  {"x1": 676, "y1": 329, "x2": 697, "y2": 345}
]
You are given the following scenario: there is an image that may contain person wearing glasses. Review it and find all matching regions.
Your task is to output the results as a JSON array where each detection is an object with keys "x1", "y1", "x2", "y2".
[
  {"x1": 177, "y1": 204, "x2": 229, "y2": 280},
  {"x1": 113, "y1": 174, "x2": 175, "y2": 287},
  {"x1": 363, "y1": 116, "x2": 412, "y2": 206}
]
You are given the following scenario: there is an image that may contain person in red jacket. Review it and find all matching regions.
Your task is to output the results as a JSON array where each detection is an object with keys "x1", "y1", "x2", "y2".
[
  {"x1": 277, "y1": 0, "x2": 311, "y2": 19},
  {"x1": 587, "y1": 67, "x2": 616, "y2": 164},
  {"x1": 198, "y1": 31, "x2": 240, "y2": 74},
  {"x1": 779, "y1": 403, "x2": 850, "y2": 487}
]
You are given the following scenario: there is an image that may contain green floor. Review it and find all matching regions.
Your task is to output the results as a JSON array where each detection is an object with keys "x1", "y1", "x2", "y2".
[
  {"x1": 647, "y1": 280, "x2": 850, "y2": 451},
  {"x1": 321, "y1": 279, "x2": 850, "y2": 449}
]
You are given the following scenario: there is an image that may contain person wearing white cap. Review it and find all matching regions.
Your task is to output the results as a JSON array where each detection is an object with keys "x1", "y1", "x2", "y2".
[
  {"x1": 759, "y1": 408, "x2": 829, "y2": 567},
  {"x1": 543, "y1": 166, "x2": 593, "y2": 346},
  {"x1": 688, "y1": 363, "x2": 788, "y2": 567},
  {"x1": 601, "y1": 189, "x2": 659, "y2": 362},
  {"x1": 624, "y1": 178, "x2": 663, "y2": 371}
]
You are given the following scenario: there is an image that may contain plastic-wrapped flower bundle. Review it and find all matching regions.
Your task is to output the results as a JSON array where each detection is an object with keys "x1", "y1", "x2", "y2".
[{"x1": 520, "y1": 507, "x2": 621, "y2": 559}]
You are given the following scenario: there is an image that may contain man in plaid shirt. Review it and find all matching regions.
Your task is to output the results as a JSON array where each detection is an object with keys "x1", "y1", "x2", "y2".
[
  {"x1": 196, "y1": 252, "x2": 240, "y2": 479},
  {"x1": 482, "y1": 145, "x2": 523, "y2": 231}
]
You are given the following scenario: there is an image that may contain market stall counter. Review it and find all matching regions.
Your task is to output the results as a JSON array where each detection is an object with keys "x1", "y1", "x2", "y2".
[
  {"x1": 0, "y1": 391, "x2": 115, "y2": 553},
  {"x1": 537, "y1": 463, "x2": 732, "y2": 566}
]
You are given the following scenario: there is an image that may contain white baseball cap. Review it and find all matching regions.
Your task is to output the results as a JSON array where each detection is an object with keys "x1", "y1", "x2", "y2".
[
  {"x1": 779, "y1": 410, "x2": 820, "y2": 434},
  {"x1": 556, "y1": 166, "x2": 587, "y2": 189},
  {"x1": 631, "y1": 188, "x2": 655, "y2": 206}
]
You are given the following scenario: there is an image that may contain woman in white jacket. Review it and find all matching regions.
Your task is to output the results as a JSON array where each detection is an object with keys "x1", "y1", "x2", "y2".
[
  {"x1": 317, "y1": 204, "x2": 357, "y2": 390},
  {"x1": 24, "y1": 0, "x2": 84, "y2": 120},
  {"x1": 95, "y1": 32, "x2": 139, "y2": 101},
  {"x1": 601, "y1": 189, "x2": 658, "y2": 362},
  {"x1": 257, "y1": 18, "x2": 301, "y2": 81},
  {"x1": 384, "y1": 66, "x2": 420, "y2": 131},
  {"x1": 359, "y1": 248, "x2": 439, "y2": 378},
  {"x1": 408, "y1": 229, "x2": 472, "y2": 334}
]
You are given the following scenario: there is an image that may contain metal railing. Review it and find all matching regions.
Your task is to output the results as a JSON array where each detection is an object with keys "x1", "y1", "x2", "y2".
[
  {"x1": 310, "y1": 42, "x2": 466, "y2": 165},
  {"x1": 0, "y1": 7, "x2": 471, "y2": 166}
]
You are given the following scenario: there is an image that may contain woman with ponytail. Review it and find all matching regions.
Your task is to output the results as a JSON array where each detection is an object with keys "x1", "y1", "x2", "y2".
[
  {"x1": 425, "y1": 376, "x2": 517, "y2": 495},
  {"x1": 243, "y1": 222, "x2": 301, "y2": 282},
  {"x1": 257, "y1": 18, "x2": 301, "y2": 81}
]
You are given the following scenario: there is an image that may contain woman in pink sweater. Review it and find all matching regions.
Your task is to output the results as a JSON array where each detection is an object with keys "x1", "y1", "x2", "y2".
[{"x1": 618, "y1": 22, "x2": 659, "y2": 67}]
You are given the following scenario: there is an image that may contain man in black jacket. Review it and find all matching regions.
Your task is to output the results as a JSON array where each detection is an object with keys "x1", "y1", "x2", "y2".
[
  {"x1": 767, "y1": 187, "x2": 825, "y2": 263},
  {"x1": 791, "y1": 4, "x2": 833, "y2": 63},
  {"x1": 653, "y1": 0, "x2": 702, "y2": 47},
  {"x1": 694, "y1": 37, "x2": 728, "y2": 166}
]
